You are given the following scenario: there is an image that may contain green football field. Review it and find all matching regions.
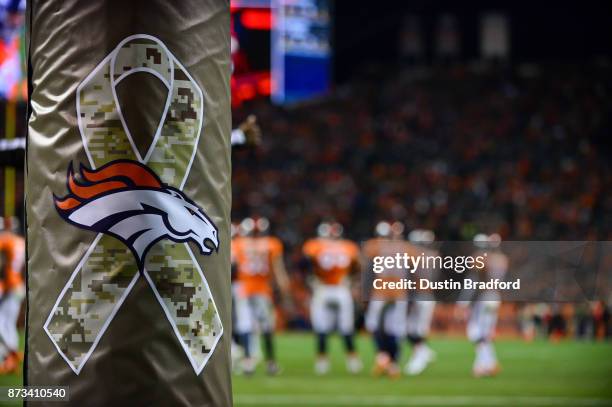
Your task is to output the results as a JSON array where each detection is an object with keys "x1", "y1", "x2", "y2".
[
  {"x1": 232, "y1": 334, "x2": 612, "y2": 407},
  {"x1": 2, "y1": 333, "x2": 611, "y2": 406}
]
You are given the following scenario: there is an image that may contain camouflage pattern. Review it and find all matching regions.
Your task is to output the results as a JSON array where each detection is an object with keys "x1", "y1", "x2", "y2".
[
  {"x1": 45, "y1": 236, "x2": 139, "y2": 370},
  {"x1": 45, "y1": 35, "x2": 222, "y2": 374},
  {"x1": 145, "y1": 241, "x2": 222, "y2": 369}
]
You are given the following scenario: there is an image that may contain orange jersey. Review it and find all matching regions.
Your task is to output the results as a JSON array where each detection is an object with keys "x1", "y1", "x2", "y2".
[
  {"x1": 475, "y1": 249, "x2": 508, "y2": 280},
  {"x1": 302, "y1": 238, "x2": 359, "y2": 285},
  {"x1": 0, "y1": 232, "x2": 25, "y2": 293},
  {"x1": 232, "y1": 236, "x2": 283, "y2": 297},
  {"x1": 363, "y1": 238, "x2": 412, "y2": 300}
]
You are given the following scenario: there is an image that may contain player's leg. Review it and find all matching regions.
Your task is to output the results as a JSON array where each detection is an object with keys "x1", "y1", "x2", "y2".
[
  {"x1": 468, "y1": 300, "x2": 500, "y2": 377},
  {"x1": 405, "y1": 300, "x2": 436, "y2": 375},
  {"x1": 230, "y1": 284, "x2": 245, "y2": 373},
  {"x1": 254, "y1": 295, "x2": 280, "y2": 375},
  {"x1": 382, "y1": 333, "x2": 400, "y2": 378},
  {"x1": 0, "y1": 291, "x2": 23, "y2": 374},
  {"x1": 338, "y1": 287, "x2": 362, "y2": 374},
  {"x1": 365, "y1": 300, "x2": 391, "y2": 375},
  {"x1": 311, "y1": 286, "x2": 333, "y2": 375},
  {"x1": 383, "y1": 300, "x2": 407, "y2": 378},
  {"x1": 234, "y1": 294, "x2": 256, "y2": 375}
]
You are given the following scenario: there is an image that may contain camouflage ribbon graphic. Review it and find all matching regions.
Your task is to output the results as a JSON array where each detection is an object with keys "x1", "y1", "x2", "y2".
[{"x1": 44, "y1": 34, "x2": 223, "y2": 375}]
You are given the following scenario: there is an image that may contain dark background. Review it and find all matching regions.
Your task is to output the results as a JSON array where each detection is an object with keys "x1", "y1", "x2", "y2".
[{"x1": 332, "y1": 1, "x2": 611, "y2": 82}]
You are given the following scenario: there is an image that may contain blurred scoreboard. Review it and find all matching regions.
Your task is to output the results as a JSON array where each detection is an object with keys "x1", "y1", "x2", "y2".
[
  {"x1": 231, "y1": 1, "x2": 273, "y2": 106},
  {"x1": 231, "y1": 0, "x2": 331, "y2": 106},
  {"x1": 271, "y1": 0, "x2": 331, "y2": 104}
]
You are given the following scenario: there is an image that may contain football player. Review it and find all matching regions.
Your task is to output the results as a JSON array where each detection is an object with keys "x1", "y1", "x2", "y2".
[
  {"x1": 230, "y1": 222, "x2": 245, "y2": 373},
  {"x1": 457, "y1": 233, "x2": 507, "y2": 377},
  {"x1": 363, "y1": 221, "x2": 410, "y2": 378},
  {"x1": 232, "y1": 217, "x2": 290, "y2": 375},
  {"x1": 229, "y1": 115, "x2": 261, "y2": 373},
  {"x1": 0, "y1": 216, "x2": 25, "y2": 374},
  {"x1": 404, "y1": 229, "x2": 438, "y2": 376},
  {"x1": 302, "y1": 221, "x2": 362, "y2": 375}
]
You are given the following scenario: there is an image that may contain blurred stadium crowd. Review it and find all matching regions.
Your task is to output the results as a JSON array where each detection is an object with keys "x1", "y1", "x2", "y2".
[
  {"x1": 233, "y1": 62, "x2": 610, "y2": 249},
  {"x1": 231, "y1": 61, "x2": 611, "y2": 340}
]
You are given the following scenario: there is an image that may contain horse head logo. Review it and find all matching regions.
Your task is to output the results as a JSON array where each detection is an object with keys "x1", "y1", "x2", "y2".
[{"x1": 54, "y1": 160, "x2": 219, "y2": 270}]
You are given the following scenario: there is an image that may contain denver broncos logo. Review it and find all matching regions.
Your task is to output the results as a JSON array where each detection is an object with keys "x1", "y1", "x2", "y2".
[{"x1": 54, "y1": 159, "x2": 219, "y2": 271}]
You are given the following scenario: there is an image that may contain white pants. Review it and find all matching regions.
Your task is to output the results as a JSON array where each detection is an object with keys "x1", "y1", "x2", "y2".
[
  {"x1": 365, "y1": 300, "x2": 407, "y2": 337},
  {"x1": 406, "y1": 301, "x2": 436, "y2": 338},
  {"x1": 467, "y1": 301, "x2": 500, "y2": 342},
  {"x1": 310, "y1": 285, "x2": 354, "y2": 335},
  {"x1": 234, "y1": 294, "x2": 275, "y2": 335},
  {"x1": 0, "y1": 292, "x2": 22, "y2": 353}
]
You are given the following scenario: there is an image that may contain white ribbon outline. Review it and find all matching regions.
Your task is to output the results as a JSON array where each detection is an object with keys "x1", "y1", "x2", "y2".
[{"x1": 43, "y1": 34, "x2": 223, "y2": 375}]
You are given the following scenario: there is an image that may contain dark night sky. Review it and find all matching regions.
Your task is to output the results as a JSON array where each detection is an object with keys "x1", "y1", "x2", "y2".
[{"x1": 333, "y1": 1, "x2": 612, "y2": 81}]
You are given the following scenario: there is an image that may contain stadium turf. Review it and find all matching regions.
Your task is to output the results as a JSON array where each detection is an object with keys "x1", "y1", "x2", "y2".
[
  {"x1": 232, "y1": 334, "x2": 612, "y2": 407},
  {"x1": 2, "y1": 333, "x2": 611, "y2": 406}
]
